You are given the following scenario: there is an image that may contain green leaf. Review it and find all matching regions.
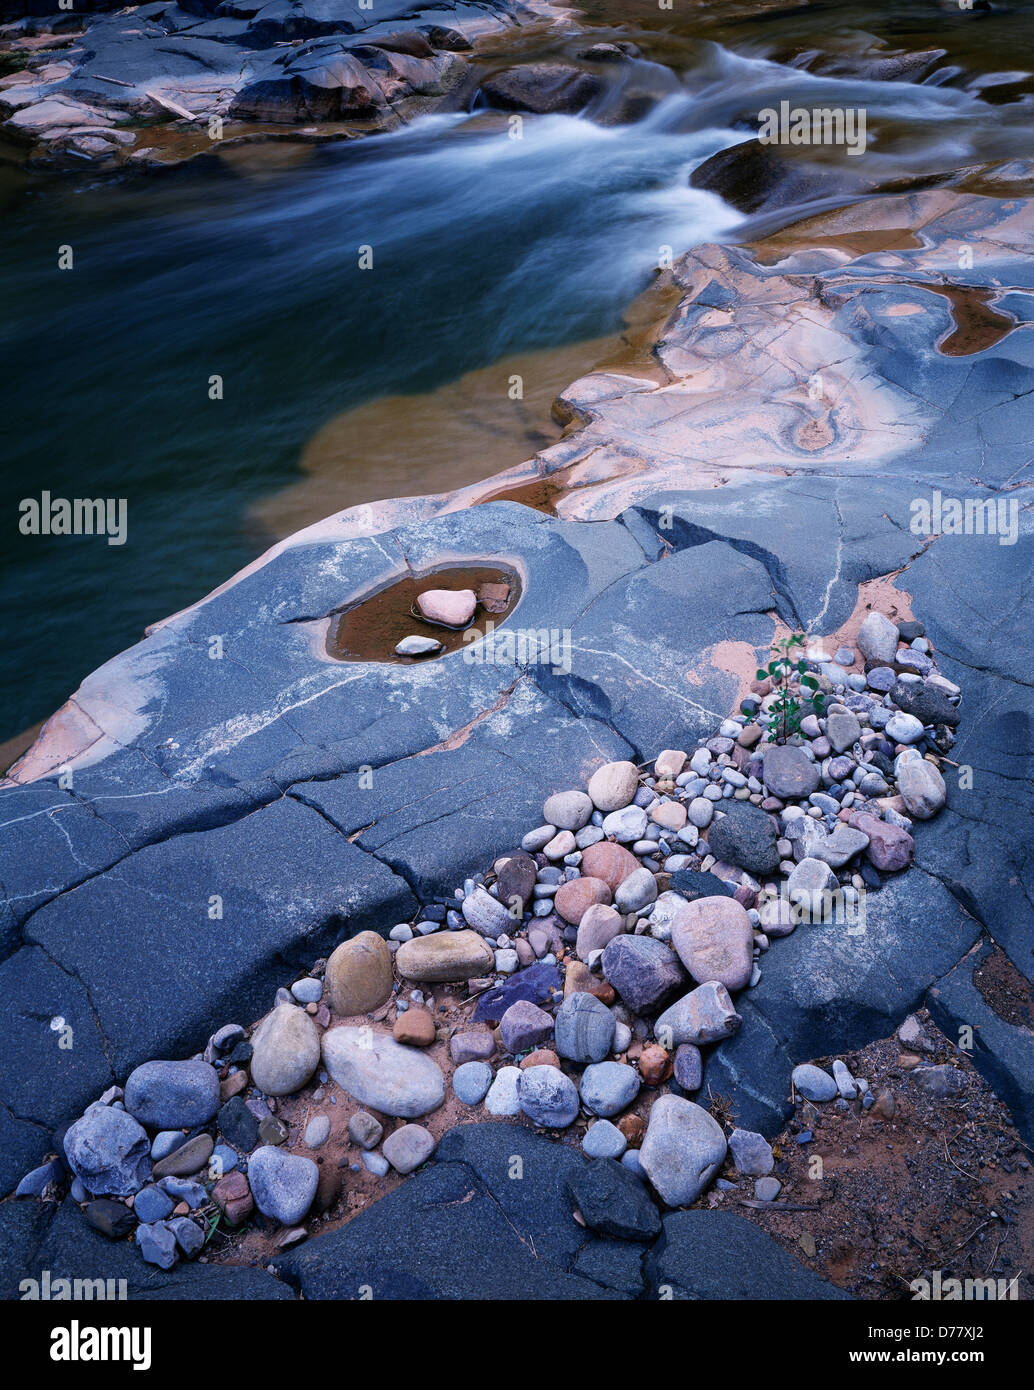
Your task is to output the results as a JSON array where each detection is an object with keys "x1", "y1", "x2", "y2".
[
  {"x1": 797, "y1": 659, "x2": 807, "y2": 673},
  {"x1": 768, "y1": 660, "x2": 779, "y2": 675},
  {"x1": 801, "y1": 674, "x2": 818, "y2": 689},
  {"x1": 755, "y1": 669, "x2": 768, "y2": 682}
]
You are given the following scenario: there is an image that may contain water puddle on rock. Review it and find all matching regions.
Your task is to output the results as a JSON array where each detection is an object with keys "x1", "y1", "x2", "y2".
[{"x1": 326, "y1": 564, "x2": 521, "y2": 664}]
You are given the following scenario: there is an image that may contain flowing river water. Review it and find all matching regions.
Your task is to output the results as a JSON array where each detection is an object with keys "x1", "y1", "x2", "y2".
[{"x1": 2, "y1": 0, "x2": 1032, "y2": 749}]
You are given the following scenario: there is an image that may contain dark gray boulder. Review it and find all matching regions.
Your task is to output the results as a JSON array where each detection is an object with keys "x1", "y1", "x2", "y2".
[{"x1": 645, "y1": 1210, "x2": 851, "y2": 1299}]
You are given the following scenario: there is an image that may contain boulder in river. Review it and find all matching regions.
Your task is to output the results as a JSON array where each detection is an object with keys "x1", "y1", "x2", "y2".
[{"x1": 478, "y1": 62, "x2": 604, "y2": 115}]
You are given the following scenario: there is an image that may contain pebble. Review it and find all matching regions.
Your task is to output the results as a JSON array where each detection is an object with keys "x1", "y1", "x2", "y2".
[
  {"x1": 133, "y1": 1185, "x2": 174, "y2": 1223},
  {"x1": 347, "y1": 1110, "x2": 383, "y2": 1150},
  {"x1": 755, "y1": 1176, "x2": 782, "y2": 1202},
  {"x1": 168, "y1": 1215, "x2": 204, "y2": 1259},
  {"x1": 453, "y1": 1060, "x2": 494, "y2": 1105},
  {"x1": 291, "y1": 977, "x2": 323, "y2": 1004},
  {"x1": 579, "y1": 1061, "x2": 640, "y2": 1117},
  {"x1": 250, "y1": 1005, "x2": 321, "y2": 1096},
  {"x1": 395, "y1": 930, "x2": 495, "y2": 982},
  {"x1": 555, "y1": 991, "x2": 616, "y2": 1063},
  {"x1": 672, "y1": 1043, "x2": 702, "y2": 1091},
  {"x1": 136, "y1": 1221, "x2": 178, "y2": 1270},
  {"x1": 857, "y1": 612, "x2": 899, "y2": 664},
  {"x1": 325, "y1": 931, "x2": 394, "y2": 1016},
  {"x1": 150, "y1": 1131, "x2": 186, "y2": 1162},
  {"x1": 728, "y1": 1128, "x2": 774, "y2": 1176},
  {"x1": 500, "y1": 999, "x2": 554, "y2": 1054},
  {"x1": 361, "y1": 1150, "x2": 390, "y2": 1177},
  {"x1": 393, "y1": 1007, "x2": 436, "y2": 1047},
  {"x1": 614, "y1": 866, "x2": 658, "y2": 913},
  {"x1": 885, "y1": 711, "x2": 925, "y2": 744},
  {"x1": 416, "y1": 588, "x2": 476, "y2": 627},
  {"x1": 762, "y1": 744, "x2": 820, "y2": 800},
  {"x1": 321, "y1": 1027, "x2": 446, "y2": 1118},
  {"x1": 382, "y1": 1124, "x2": 436, "y2": 1174},
  {"x1": 158, "y1": 1176, "x2": 207, "y2": 1209},
  {"x1": 639, "y1": 1095, "x2": 727, "y2": 1207},
  {"x1": 792, "y1": 1063, "x2": 838, "y2": 1102},
  {"x1": 484, "y1": 1065, "x2": 522, "y2": 1116},
  {"x1": 832, "y1": 1059, "x2": 857, "y2": 1099},
  {"x1": 64, "y1": 1103, "x2": 152, "y2": 1197},
  {"x1": 212, "y1": 1171, "x2": 253, "y2": 1225},
  {"x1": 395, "y1": 635, "x2": 443, "y2": 656},
  {"x1": 554, "y1": 876, "x2": 613, "y2": 925},
  {"x1": 583, "y1": 1119, "x2": 628, "y2": 1159},
  {"x1": 655, "y1": 980, "x2": 742, "y2": 1047},
  {"x1": 670, "y1": 895, "x2": 753, "y2": 991},
  {"x1": 602, "y1": 806, "x2": 648, "y2": 842},
  {"x1": 151, "y1": 1133, "x2": 213, "y2": 1180},
  {"x1": 303, "y1": 1115, "x2": 331, "y2": 1148},
  {"x1": 248, "y1": 1147, "x2": 319, "y2": 1225},
  {"x1": 894, "y1": 750, "x2": 946, "y2": 819},
  {"x1": 518, "y1": 1065, "x2": 580, "y2": 1128},
  {"x1": 587, "y1": 760, "x2": 640, "y2": 812},
  {"x1": 522, "y1": 825, "x2": 556, "y2": 853},
  {"x1": 449, "y1": 1028, "x2": 495, "y2": 1065},
  {"x1": 543, "y1": 790, "x2": 593, "y2": 830}
]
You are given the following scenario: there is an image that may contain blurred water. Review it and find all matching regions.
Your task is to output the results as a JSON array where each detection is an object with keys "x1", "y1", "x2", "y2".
[{"x1": 2, "y1": 16, "x2": 1031, "y2": 740}]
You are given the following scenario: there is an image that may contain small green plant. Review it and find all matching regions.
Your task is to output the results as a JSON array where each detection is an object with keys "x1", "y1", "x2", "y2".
[{"x1": 743, "y1": 632, "x2": 827, "y2": 744}]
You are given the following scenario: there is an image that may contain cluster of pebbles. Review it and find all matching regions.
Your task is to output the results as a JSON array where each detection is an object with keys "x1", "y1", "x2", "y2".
[{"x1": 15, "y1": 610, "x2": 960, "y2": 1265}]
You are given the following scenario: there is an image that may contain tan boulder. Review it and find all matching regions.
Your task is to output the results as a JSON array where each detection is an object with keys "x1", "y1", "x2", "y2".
[
  {"x1": 670, "y1": 896, "x2": 753, "y2": 992},
  {"x1": 395, "y1": 930, "x2": 494, "y2": 983},
  {"x1": 587, "y1": 760, "x2": 640, "y2": 812},
  {"x1": 325, "y1": 931, "x2": 393, "y2": 1017},
  {"x1": 250, "y1": 1004, "x2": 321, "y2": 1095},
  {"x1": 575, "y1": 902, "x2": 624, "y2": 959}
]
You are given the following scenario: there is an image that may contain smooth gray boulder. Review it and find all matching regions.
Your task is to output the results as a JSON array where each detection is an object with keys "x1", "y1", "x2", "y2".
[
  {"x1": 639, "y1": 1095, "x2": 726, "y2": 1207},
  {"x1": 124, "y1": 1060, "x2": 220, "y2": 1130},
  {"x1": 321, "y1": 1027, "x2": 445, "y2": 1118},
  {"x1": 248, "y1": 1146, "x2": 319, "y2": 1225}
]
